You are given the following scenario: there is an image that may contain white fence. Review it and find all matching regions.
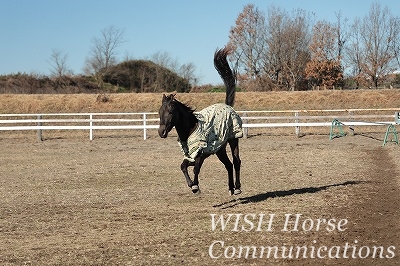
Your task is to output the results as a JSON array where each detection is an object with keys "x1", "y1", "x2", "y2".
[
  {"x1": 0, "y1": 108, "x2": 398, "y2": 140},
  {"x1": 0, "y1": 113, "x2": 159, "y2": 140}
]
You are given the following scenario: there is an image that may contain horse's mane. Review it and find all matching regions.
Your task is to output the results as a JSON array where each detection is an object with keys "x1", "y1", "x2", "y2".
[{"x1": 174, "y1": 98, "x2": 195, "y2": 114}]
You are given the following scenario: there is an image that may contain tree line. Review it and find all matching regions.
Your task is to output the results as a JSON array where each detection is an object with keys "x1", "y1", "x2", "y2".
[
  {"x1": 228, "y1": 2, "x2": 400, "y2": 91},
  {"x1": 2, "y1": 2, "x2": 400, "y2": 93},
  {"x1": 0, "y1": 25, "x2": 196, "y2": 94}
]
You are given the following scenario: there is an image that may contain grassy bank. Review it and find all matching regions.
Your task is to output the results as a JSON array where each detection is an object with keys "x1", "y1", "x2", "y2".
[{"x1": 0, "y1": 89, "x2": 399, "y2": 114}]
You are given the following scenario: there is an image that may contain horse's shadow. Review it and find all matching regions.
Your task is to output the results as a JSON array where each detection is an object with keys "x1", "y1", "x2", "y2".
[{"x1": 213, "y1": 180, "x2": 372, "y2": 209}]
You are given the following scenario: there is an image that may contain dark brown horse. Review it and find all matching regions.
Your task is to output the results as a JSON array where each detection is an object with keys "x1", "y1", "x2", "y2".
[{"x1": 158, "y1": 47, "x2": 242, "y2": 195}]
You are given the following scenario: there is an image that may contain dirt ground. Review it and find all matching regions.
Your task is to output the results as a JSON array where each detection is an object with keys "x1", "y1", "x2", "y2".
[{"x1": 0, "y1": 129, "x2": 399, "y2": 265}]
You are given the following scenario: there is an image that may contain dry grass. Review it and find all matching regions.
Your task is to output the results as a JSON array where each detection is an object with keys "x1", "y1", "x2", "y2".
[{"x1": 1, "y1": 89, "x2": 400, "y2": 114}]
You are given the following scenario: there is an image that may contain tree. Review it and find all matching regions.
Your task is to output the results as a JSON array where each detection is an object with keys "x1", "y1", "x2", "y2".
[
  {"x1": 229, "y1": 5, "x2": 312, "y2": 91},
  {"x1": 151, "y1": 50, "x2": 179, "y2": 72},
  {"x1": 334, "y1": 11, "x2": 348, "y2": 60},
  {"x1": 151, "y1": 51, "x2": 199, "y2": 87},
  {"x1": 277, "y1": 9, "x2": 312, "y2": 91},
  {"x1": 48, "y1": 49, "x2": 72, "y2": 77},
  {"x1": 305, "y1": 20, "x2": 344, "y2": 89},
  {"x1": 150, "y1": 51, "x2": 178, "y2": 91},
  {"x1": 345, "y1": 18, "x2": 365, "y2": 89},
  {"x1": 263, "y1": 6, "x2": 285, "y2": 88},
  {"x1": 84, "y1": 25, "x2": 126, "y2": 77},
  {"x1": 346, "y1": 3, "x2": 400, "y2": 88},
  {"x1": 228, "y1": 4, "x2": 267, "y2": 87},
  {"x1": 264, "y1": 7, "x2": 311, "y2": 90},
  {"x1": 179, "y1": 62, "x2": 198, "y2": 86}
]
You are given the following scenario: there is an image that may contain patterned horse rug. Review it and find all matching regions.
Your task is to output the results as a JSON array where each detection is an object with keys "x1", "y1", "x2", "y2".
[{"x1": 178, "y1": 103, "x2": 243, "y2": 161}]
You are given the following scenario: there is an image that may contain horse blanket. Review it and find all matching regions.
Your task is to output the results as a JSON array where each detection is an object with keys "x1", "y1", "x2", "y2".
[{"x1": 178, "y1": 103, "x2": 243, "y2": 161}]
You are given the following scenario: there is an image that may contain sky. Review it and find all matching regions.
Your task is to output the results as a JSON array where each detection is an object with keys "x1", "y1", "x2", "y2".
[{"x1": 0, "y1": 0, "x2": 399, "y2": 85}]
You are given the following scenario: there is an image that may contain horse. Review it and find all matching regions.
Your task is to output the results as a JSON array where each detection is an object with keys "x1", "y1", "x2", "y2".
[{"x1": 158, "y1": 47, "x2": 243, "y2": 195}]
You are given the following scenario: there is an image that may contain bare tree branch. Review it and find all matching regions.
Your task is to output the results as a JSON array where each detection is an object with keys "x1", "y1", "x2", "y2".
[
  {"x1": 346, "y1": 3, "x2": 400, "y2": 88},
  {"x1": 84, "y1": 25, "x2": 126, "y2": 76},
  {"x1": 48, "y1": 49, "x2": 72, "y2": 77}
]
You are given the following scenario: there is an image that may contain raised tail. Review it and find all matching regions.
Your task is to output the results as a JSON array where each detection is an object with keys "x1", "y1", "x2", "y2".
[{"x1": 214, "y1": 47, "x2": 236, "y2": 107}]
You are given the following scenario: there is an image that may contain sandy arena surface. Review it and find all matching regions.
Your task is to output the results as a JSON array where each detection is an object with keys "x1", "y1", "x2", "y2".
[{"x1": 0, "y1": 131, "x2": 399, "y2": 265}]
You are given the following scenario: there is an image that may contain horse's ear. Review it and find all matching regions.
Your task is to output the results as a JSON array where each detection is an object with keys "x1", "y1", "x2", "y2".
[
  {"x1": 162, "y1": 93, "x2": 176, "y2": 103},
  {"x1": 167, "y1": 93, "x2": 176, "y2": 101}
]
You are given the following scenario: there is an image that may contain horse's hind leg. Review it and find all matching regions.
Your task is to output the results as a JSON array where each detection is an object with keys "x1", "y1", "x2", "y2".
[
  {"x1": 216, "y1": 144, "x2": 235, "y2": 195},
  {"x1": 228, "y1": 138, "x2": 241, "y2": 195}
]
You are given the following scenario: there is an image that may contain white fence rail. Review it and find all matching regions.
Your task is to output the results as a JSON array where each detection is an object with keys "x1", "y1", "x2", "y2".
[
  {"x1": 0, "y1": 108, "x2": 398, "y2": 140},
  {"x1": 0, "y1": 113, "x2": 159, "y2": 140}
]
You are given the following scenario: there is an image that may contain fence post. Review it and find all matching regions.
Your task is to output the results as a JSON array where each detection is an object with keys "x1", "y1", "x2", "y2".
[
  {"x1": 37, "y1": 115, "x2": 43, "y2": 141},
  {"x1": 242, "y1": 112, "x2": 248, "y2": 138},
  {"x1": 143, "y1": 113, "x2": 147, "y2": 140},
  {"x1": 89, "y1": 114, "x2": 93, "y2": 140},
  {"x1": 348, "y1": 110, "x2": 355, "y2": 135},
  {"x1": 295, "y1": 111, "x2": 300, "y2": 137}
]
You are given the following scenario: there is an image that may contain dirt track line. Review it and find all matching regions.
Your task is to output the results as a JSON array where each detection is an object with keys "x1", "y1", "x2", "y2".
[{"x1": 336, "y1": 147, "x2": 400, "y2": 265}]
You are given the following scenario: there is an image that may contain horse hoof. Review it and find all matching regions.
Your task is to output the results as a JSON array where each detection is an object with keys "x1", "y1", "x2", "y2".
[
  {"x1": 233, "y1": 189, "x2": 242, "y2": 195},
  {"x1": 191, "y1": 185, "x2": 200, "y2": 193}
]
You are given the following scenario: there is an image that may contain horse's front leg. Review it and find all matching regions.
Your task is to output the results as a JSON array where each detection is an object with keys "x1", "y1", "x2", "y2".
[
  {"x1": 191, "y1": 155, "x2": 206, "y2": 193},
  {"x1": 181, "y1": 159, "x2": 195, "y2": 188}
]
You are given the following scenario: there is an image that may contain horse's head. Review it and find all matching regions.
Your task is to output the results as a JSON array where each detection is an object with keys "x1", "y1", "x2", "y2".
[{"x1": 158, "y1": 94, "x2": 177, "y2": 138}]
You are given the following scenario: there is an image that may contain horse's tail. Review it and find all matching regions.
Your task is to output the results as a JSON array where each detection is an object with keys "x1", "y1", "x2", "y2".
[{"x1": 214, "y1": 47, "x2": 236, "y2": 107}]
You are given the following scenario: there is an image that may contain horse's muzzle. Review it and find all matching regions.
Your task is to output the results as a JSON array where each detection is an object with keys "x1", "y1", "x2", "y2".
[{"x1": 158, "y1": 126, "x2": 168, "y2": 138}]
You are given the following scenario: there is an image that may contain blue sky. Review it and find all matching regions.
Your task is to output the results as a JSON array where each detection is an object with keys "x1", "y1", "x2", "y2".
[{"x1": 0, "y1": 0, "x2": 399, "y2": 85}]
